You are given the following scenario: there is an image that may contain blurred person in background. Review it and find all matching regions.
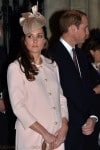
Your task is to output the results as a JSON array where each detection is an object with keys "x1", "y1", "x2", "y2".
[
  {"x1": 0, "y1": 21, "x2": 9, "y2": 149},
  {"x1": 82, "y1": 28, "x2": 100, "y2": 149}
]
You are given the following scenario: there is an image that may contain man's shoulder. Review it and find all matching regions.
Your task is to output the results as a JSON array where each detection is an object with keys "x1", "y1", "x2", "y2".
[
  {"x1": 49, "y1": 41, "x2": 65, "y2": 56},
  {"x1": 49, "y1": 41, "x2": 62, "y2": 50}
]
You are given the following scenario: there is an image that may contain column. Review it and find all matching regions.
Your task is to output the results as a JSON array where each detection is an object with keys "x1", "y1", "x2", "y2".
[{"x1": 88, "y1": 0, "x2": 100, "y2": 29}]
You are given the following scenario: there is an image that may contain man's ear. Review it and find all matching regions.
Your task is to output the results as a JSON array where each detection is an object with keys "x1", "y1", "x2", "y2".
[{"x1": 69, "y1": 24, "x2": 77, "y2": 33}]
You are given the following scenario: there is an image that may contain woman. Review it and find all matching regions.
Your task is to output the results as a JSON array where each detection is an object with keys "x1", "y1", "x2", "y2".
[{"x1": 7, "y1": 5, "x2": 68, "y2": 150}]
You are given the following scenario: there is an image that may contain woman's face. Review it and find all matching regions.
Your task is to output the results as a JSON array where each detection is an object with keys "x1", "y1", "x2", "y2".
[
  {"x1": 90, "y1": 49, "x2": 100, "y2": 63},
  {"x1": 24, "y1": 28, "x2": 46, "y2": 56}
]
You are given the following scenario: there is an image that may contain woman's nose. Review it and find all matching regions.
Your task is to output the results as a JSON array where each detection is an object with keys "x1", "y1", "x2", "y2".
[{"x1": 32, "y1": 36, "x2": 38, "y2": 42}]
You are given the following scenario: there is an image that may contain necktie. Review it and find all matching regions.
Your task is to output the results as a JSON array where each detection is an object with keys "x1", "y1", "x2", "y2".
[
  {"x1": 72, "y1": 48, "x2": 79, "y2": 70},
  {"x1": 72, "y1": 48, "x2": 82, "y2": 77}
]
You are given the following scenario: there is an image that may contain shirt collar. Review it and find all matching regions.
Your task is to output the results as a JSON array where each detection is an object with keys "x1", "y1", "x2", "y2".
[{"x1": 60, "y1": 37, "x2": 74, "y2": 58}]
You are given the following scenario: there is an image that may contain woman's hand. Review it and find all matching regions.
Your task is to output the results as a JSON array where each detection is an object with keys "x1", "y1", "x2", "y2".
[
  {"x1": 30, "y1": 121, "x2": 57, "y2": 149},
  {"x1": 54, "y1": 117, "x2": 68, "y2": 148},
  {"x1": 42, "y1": 131, "x2": 57, "y2": 149}
]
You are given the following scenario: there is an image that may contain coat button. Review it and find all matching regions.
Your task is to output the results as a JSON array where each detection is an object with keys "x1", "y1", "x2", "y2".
[
  {"x1": 48, "y1": 92, "x2": 52, "y2": 95},
  {"x1": 52, "y1": 106, "x2": 56, "y2": 109},
  {"x1": 54, "y1": 121, "x2": 58, "y2": 125},
  {"x1": 44, "y1": 78, "x2": 47, "y2": 81}
]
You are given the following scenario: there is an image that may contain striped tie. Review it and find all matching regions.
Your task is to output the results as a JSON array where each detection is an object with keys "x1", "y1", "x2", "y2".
[
  {"x1": 72, "y1": 48, "x2": 82, "y2": 77},
  {"x1": 72, "y1": 48, "x2": 79, "y2": 70}
]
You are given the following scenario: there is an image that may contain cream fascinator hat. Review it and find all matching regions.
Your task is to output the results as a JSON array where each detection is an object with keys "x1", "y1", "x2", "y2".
[{"x1": 19, "y1": 2, "x2": 46, "y2": 34}]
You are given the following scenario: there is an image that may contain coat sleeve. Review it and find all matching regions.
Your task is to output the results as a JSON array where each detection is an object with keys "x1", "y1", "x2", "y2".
[{"x1": 7, "y1": 62, "x2": 37, "y2": 129}]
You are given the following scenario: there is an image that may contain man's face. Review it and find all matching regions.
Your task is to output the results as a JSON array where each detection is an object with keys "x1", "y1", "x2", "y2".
[{"x1": 75, "y1": 16, "x2": 89, "y2": 44}]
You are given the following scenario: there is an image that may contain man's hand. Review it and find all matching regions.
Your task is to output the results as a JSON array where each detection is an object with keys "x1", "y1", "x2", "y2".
[
  {"x1": 82, "y1": 117, "x2": 97, "y2": 135},
  {"x1": 93, "y1": 84, "x2": 100, "y2": 94}
]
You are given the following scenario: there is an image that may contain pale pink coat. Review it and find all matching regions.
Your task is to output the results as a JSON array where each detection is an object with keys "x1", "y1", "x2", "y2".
[{"x1": 7, "y1": 55, "x2": 68, "y2": 150}]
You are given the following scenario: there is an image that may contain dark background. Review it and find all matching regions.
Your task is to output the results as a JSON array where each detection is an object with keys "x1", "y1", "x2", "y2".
[{"x1": 1, "y1": 0, "x2": 44, "y2": 61}]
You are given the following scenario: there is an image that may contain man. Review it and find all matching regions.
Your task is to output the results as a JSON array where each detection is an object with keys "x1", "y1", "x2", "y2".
[{"x1": 49, "y1": 10, "x2": 99, "y2": 150}]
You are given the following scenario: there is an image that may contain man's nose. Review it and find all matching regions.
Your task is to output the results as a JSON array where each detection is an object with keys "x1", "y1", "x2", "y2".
[{"x1": 86, "y1": 29, "x2": 89, "y2": 38}]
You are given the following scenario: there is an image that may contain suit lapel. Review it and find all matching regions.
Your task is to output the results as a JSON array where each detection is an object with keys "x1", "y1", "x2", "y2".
[{"x1": 56, "y1": 41, "x2": 82, "y2": 78}]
